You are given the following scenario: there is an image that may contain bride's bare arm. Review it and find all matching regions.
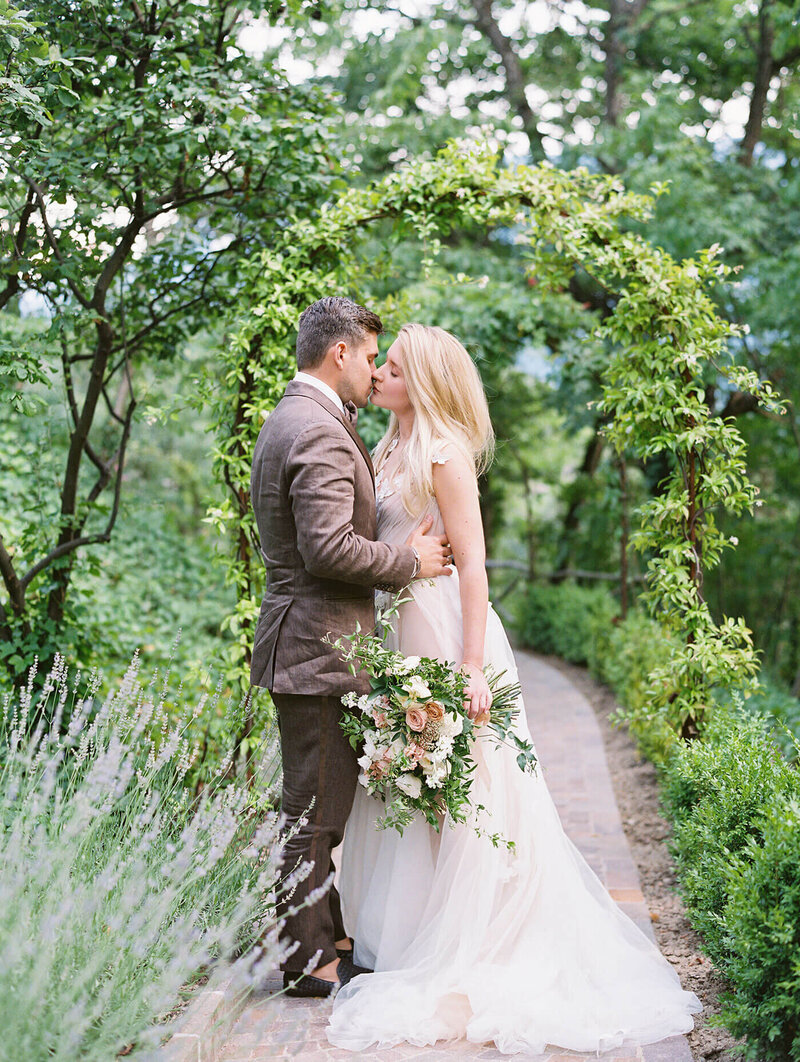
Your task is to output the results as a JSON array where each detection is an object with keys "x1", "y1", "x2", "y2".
[{"x1": 432, "y1": 449, "x2": 492, "y2": 720}]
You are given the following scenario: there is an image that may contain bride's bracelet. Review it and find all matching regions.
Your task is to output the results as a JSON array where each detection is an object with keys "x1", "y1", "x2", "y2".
[{"x1": 410, "y1": 547, "x2": 421, "y2": 579}]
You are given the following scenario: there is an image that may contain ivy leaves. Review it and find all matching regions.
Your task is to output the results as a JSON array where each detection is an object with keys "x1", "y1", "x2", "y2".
[{"x1": 217, "y1": 140, "x2": 773, "y2": 736}]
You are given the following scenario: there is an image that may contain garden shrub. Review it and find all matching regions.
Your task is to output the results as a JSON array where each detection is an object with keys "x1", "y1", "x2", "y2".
[
  {"x1": 517, "y1": 581, "x2": 617, "y2": 665},
  {"x1": 721, "y1": 798, "x2": 800, "y2": 1062},
  {"x1": 516, "y1": 580, "x2": 800, "y2": 1057},
  {"x1": 0, "y1": 653, "x2": 295, "y2": 1061},
  {"x1": 745, "y1": 678, "x2": 800, "y2": 761},
  {"x1": 589, "y1": 610, "x2": 680, "y2": 765},
  {"x1": 662, "y1": 706, "x2": 798, "y2": 966}
]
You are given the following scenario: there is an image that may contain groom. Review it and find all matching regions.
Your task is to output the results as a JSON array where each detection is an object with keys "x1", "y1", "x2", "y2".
[{"x1": 250, "y1": 296, "x2": 451, "y2": 996}]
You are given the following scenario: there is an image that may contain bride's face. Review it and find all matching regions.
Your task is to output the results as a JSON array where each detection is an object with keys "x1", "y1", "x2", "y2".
[{"x1": 371, "y1": 340, "x2": 413, "y2": 416}]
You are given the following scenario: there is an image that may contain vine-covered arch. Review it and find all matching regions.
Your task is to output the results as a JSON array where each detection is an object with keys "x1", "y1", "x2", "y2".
[{"x1": 211, "y1": 140, "x2": 778, "y2": 750}]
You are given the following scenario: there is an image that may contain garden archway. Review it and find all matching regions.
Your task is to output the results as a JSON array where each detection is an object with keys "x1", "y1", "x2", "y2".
[{"x1": 212, "y1": 140, "x2": 776, "y2": 747}]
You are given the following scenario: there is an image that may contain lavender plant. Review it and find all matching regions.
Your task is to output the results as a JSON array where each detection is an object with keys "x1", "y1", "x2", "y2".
[{"x1": 0, "y1": 652, "x2": 303, "y2": 1061}]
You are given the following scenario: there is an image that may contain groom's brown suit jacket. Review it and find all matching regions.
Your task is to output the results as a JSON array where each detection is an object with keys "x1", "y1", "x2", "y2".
[{"x1": 250, "y1": 379, "x2": 416, "y2": 695}]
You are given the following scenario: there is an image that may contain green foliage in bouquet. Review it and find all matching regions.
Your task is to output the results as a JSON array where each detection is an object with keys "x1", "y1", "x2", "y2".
[{"x1": 327, "y1": 606, "x2": 535, "y2": 848}]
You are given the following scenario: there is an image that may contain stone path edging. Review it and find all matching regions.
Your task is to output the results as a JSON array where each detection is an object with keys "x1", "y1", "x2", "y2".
[
  {"x1": 155, "y1": 971, "x2": 247, "y2": 1062},
  {"x1": 158, "y1": 652, "x2": 694, "y2": 1062}
]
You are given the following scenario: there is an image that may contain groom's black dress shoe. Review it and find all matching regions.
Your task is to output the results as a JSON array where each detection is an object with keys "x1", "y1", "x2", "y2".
[
  {"x1": 338, "y1": 953, "x2": 373, "y2": 981},
  {"x1": 283, "y1": 955, "x2": 373, "y2": 997},
  {"x1": 335, "y1": 936, "x2": 354, "y2": 960},
  {"x1": 283, "y1": 971, "x2": 339, "y2": 998}
]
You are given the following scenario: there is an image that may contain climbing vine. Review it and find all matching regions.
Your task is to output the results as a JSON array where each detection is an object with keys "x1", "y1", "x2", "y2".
[{"x1": 208, "y1": 140, "x2": 780, "y2": 751}]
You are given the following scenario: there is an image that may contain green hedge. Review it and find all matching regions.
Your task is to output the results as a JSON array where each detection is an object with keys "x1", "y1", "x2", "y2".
[
  {"x1": 665, "y1": 710, "x2": 800, "y2": 1060},
  {"x1": 515, "y1": 581, "x2": 800, "y2": 1061},
  {"x1": 516, "y1": 581, "x2": 618, "y2": 665}
]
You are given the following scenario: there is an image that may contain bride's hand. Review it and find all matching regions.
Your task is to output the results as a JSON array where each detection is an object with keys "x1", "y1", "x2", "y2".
[{"x1": 460, "y1": 662, "x2": 492, "y2": 723}]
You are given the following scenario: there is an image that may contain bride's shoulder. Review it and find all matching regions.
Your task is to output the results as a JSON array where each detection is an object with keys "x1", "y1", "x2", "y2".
[
  {"x1": 430, "y1": 439, "x2": 478, "y2": 490},
  {"x1": 430, "y1": 438, "x2": 467, "y2": 466}
]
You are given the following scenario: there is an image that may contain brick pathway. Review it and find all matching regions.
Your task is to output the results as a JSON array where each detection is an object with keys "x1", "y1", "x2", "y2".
[{"x1": 218, "y1": 653, "x2": 692, "y2": 1062}]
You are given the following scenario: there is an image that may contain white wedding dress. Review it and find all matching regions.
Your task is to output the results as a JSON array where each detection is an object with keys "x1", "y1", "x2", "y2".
[{"x1": 327, "y1": 449, "x2": 701, "y2": 1055}]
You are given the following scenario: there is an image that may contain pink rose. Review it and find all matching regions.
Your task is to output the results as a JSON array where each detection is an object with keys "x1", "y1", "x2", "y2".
[{"x1": 406, "y1": 706, "x2": 428, "y2": 732}]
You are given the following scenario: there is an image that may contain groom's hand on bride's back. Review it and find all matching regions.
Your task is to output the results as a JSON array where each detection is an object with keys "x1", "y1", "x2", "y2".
[{"x1": 407, "y1": 514, "x2": 453, "y2": 579}]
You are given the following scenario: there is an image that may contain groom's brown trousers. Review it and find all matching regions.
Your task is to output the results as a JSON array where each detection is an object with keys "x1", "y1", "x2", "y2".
[{"x1": 272, "y1": 691, "x2": 360, "y2": 974}]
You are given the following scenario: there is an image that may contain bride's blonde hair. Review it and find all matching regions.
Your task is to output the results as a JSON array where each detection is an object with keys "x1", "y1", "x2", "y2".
[{"x1": 373, "y1": 323, "x2": 494, "y2": 515}]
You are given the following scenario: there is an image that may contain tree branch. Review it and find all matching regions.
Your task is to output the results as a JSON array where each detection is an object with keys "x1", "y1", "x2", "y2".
[
  {"x1": 469, "y1": 0, "x2": 547, "y2": 160},
  {"x1": 738, "y1": 0, "x2": 776, "y2": 166},
  {"x1": 5, "y1": 166, "x2": 92, "y2": 308},
  {"x1": 23, "y1": 391, "x2": 136, "y2": 592},
  {"x1": 0, "y1": 186, "x2": 36, "y2": 310},
  {"x1": 108, "y1": 240, "x2": 239, "y2": 356},
  {"x1": 61, "y1": 339, "x2": 107, "y2": 476},
  {"x1": 0, "y1": 533, "x2": 24, "y2": 615}
]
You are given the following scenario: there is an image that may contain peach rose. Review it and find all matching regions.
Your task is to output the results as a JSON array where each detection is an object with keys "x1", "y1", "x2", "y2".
[
  {"x1": 422, "y1": 700, "x2": 445, "y2": 722},
  {"x1": 405, "y1": 705, "x2": 428, "y2": 732}
]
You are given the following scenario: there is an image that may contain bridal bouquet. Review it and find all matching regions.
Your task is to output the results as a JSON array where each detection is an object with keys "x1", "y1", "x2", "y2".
[{"x1": 328, "y1": 612, "x2": 537, "y2": 845}]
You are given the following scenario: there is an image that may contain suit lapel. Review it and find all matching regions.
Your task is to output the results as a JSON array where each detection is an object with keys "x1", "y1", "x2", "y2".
[
  {"x1": 283, "y1": 380, "x2": 375, "y2": 486},
  {"x1": 340, "y1": 415, "x2": 375, "y2": 484}
]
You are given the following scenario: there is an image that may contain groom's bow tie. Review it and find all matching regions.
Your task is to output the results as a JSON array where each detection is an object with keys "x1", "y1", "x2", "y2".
[{"x1": 342, "y1": 401, "x2": 358, "y2": 425}]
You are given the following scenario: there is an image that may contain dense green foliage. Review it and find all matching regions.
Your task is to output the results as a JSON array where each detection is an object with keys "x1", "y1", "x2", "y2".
[
  {"x1": 3, "y1": 0, "x2": 799, "y2": 730},
  {"x1": 0, "y1": 0, "x2": 336, "y2": 702},
  {"x1": 666, "y1": 714, "x2": 800, "y2": 1062},
  {"x1": 662, "y1": 708, "x2": 798, "y2": 965},
  {"x1": 516, "y1": 582, "x2": 617, "y2": 665},
  {"x1": 514, "y1": 579, "x2": 800, "y2": 1058}
]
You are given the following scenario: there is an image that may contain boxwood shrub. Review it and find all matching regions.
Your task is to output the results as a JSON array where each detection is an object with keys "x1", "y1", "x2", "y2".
[{"x1": 514, "y1": 581, "x2": 800, "y2": 1060}]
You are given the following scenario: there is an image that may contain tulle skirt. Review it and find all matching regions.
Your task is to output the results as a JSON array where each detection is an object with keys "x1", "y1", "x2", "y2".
[{"x1": 327, "y1": 573, "x2": 700, "y2": 1054}]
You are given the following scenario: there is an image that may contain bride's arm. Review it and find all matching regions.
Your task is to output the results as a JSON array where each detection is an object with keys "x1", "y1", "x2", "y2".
[{"x1": 432, "y1": 450, "x2": 492, "y2": 720}]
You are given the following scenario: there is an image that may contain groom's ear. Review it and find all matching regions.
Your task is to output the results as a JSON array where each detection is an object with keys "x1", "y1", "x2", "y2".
[{"x1": 329, "y1": 340, "x2": 348, "y2": 369}]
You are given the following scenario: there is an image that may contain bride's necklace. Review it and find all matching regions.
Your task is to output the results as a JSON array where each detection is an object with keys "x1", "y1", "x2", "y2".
[
  {"x1": 376, "y1": 435, "x2": 405, "y2": 501},
  {"x1": 380, "y1": 435, "x2": 407, "y2": 477}
]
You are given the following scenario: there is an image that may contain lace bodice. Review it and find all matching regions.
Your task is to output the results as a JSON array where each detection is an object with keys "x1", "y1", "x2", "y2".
[{"x1": 374, "y1": 438, "x2": 451, "y2": 543}]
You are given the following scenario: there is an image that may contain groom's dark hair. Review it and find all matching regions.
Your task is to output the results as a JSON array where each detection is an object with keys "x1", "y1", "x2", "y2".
[{"x1": 296, "y1": 297, "x2": 383, "y2": 370}]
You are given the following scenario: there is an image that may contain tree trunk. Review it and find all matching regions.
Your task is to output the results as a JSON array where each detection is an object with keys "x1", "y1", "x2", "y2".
[
  {"x1": 553, "y1": 426, "x2": 605, "y2": 580},
  {"x1": 605, "y1": 0, "x2": 624, "y2": 126},
  {"x1": 738, "y1": 1, "x2": 775, "y2": 167},
  {"x1": 470, "y1": 0, "x2": 546, "y2": 160},
  {"x1": 46, "y1": 320, "x2": 115, "y2": 628}
]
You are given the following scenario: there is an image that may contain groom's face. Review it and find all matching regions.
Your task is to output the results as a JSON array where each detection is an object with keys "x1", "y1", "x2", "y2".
[{"x1": 341, "y1": 332, "x2": 380, "y2": 407}]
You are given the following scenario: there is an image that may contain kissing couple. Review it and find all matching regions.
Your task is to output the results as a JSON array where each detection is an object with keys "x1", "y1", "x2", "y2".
[{"x1": 249, "y1": 296, "x2": 701, "y2": 1055}]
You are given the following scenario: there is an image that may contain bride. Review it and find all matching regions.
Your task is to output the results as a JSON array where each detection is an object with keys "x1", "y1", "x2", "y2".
[{"x1": 327, "y1": 323, "x2": 701, "y2": 1055}]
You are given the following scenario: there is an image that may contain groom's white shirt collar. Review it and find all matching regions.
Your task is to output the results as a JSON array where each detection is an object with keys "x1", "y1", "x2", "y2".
[{"x1": 294, "y1": 371, "x2": 344, "y2": 414}]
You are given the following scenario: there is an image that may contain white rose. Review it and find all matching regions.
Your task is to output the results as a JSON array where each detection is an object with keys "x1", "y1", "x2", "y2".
[
  {"x1": 441, "y1": 712, "x2": 464, "y2": 738},
  {"x1": 395, "y1": 772, "x2": 422, "y2": 799},
  {"x1": 403, "y1": 656, "x2": 421, "y2": 670},
  {"x1": 389, "y1": 737, "x2": 406, "y2": 758},
  {"x1": 403, "y1": 675, "x2": 432, "y2": 700}
]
